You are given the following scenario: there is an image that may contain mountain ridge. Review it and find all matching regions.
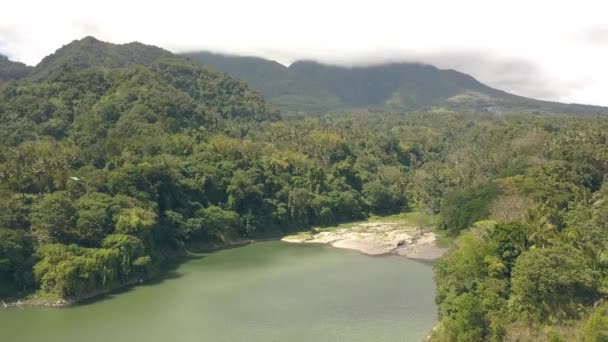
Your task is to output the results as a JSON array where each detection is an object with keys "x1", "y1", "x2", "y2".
[
  {"x1": 183, "y1": 51, "x2": 608, "y2": 115},
  {"x1": 28, "y1": 36, "x2": 174, "y2": 80},
  {"x1": 0, "y1": 37, "x2": 279, "y2": 146},
  {"x1": 0, "y1": 54, "x2": 33, "y2": 82},
  {"x1": 3, "y1": 37, "x2": 607, "y2": 115}
]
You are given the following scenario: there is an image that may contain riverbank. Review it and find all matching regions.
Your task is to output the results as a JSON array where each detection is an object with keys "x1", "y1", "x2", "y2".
[
  {"x1": 3, "y1": 214, "x2": 446, "y2": 308},
  {"x1": 1, "y1": 241, "x2": 437, "y2": 342},
  {"x1": 281, "y1": 217, "x2": 448, "y2": 261},
  {"x1": 0, "y1": 274, "x2": 156, "y2": 308},
  {"x1": 0, "y1": 239, "x2": 275, "y2": 308}
]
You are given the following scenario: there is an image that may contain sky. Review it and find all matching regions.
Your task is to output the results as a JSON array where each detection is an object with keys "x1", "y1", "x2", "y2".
[{"x1": 1, "y1": 0, "x2": 607, "y2": 106}]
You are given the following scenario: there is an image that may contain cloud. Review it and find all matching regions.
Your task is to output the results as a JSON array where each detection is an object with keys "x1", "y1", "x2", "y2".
[
  {"x1": 586, "y1": 27, "x2": 608, "y2": 44},
  {"x1": 0, "y1": 0, "x2": 607, "y2": 105},
  {"x1": 417, "y1": 52, "x2": 568, "y2": 100},
  {"x1": 250, "y1": 49, "x2": 571, "y2": 101},
  {"x1": 0, "y1": 26, "x2": 21, "y2": 59}
]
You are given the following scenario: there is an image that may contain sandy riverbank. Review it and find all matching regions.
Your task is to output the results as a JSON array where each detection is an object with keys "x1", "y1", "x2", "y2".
[{"x1": 282, "y1": 221, "x2": 448, "y2": 261}]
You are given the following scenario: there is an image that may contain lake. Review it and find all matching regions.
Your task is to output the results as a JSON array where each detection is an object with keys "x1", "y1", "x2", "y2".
[{"x1": 0, "y1": 241, "x2": 436, "y2": 341}]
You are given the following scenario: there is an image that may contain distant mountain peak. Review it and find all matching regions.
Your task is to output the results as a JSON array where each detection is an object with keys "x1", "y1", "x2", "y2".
[
  {"x1": 181, "y1": 51, "x2": 608, "y2": 115},
  {"x1": 29, "y1": 36, "x2": 173, "y2": 80},
  {"x1": 78, "y1": 35, "x2": 103, "y2": 43}
]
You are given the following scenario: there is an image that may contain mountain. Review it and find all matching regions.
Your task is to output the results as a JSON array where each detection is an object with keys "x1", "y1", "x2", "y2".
[
  {"x1": 0, "y1": 37, "x2": 279, "y2": 147},
  {"x1": 0, "y1": 55, "x2": 32, "y2": 82},
  {"x1": 29, "y1": 36, "x2": 173, "y2": 80},
  {"x1": 181, "y1": 52, "x2": 342, "y2": 112},
  {"x1": 183, "y1": 52, "x2": 608, "y2": 115}
]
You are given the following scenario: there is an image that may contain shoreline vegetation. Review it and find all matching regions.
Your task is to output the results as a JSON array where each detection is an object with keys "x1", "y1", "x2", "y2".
[{"x1": 1, "y1": 213, "x2": 445, "y2": 309}]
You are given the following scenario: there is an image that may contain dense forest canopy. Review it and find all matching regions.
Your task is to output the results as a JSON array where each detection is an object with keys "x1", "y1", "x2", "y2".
[{"x1": 1, "y1": 37, "x2": 607, "y2": 341}]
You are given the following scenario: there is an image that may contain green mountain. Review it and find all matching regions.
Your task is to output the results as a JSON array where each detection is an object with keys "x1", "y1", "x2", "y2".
[
  {"x1": 0, "y1": 54, "x2": 32, "y2": 82},
  {"x1": 183, "y1": 52, "x2": 608, "y2": 115},
  {"x1": 29, "y1": 36, "x2": 173, "y2": 80},
  {"x1": 0, "y1": 37, "x2": 278, "y2": 147},
  {"x1": 181, "y1": 52, "x2": 342, "y2": 111}
]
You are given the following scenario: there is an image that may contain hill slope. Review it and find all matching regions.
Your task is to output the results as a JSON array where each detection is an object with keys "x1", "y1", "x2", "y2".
[
  {"x1": 29, "y1": 36, "x2": 174, "y2": 80},
  {"x1": 0, "y1": 55, "x2": 32, "y2": 82},
  {"x1": 0, "y1": 38, "x2": 279, "y2": 147},
  {"x1": 181, "y1": 52, "x2": 342, "y2": 111},
  {"x1": 184, "y1": 52, "x2": 608, "y2": 115}
]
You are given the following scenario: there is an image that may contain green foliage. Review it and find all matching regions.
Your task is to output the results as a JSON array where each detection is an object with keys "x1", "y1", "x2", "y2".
[
  {"x1": 490, "y1": 223, "x2": 529, "y2": 273},
  {"x1": 29, "y1": 36, "x2": 172, "y2": 80},
  {"x1": 34, "y1": 243, "x2": 121, "y2": 298},
  {"x1": 440, "y1": 184, "x2": 496, "y2": 234},
  {"x1": 583, "y1": 302, "x2": 608, "y2": 342},
  {"x1": 74, "y1": 192, "x2": 117, "y2": 246},
  {"x1": 436, "y1": 293, "x2": 487, "y2": 342},
  {"x1": 510, "y1": 245, "x2": 600, "y2": 322},
  {"x1": 0, "y1": 228, "x2": 34, "y2": 292},
  {"x1": 102, "y1": 234, "x2": 147, "y2": 278},
  {"x1": 31, "y1": 192, "x2": 78, "y2": 244},
  {"x1": 186, "y1": 206, "x2": 239, "y2": 242},
  {"x1": 0, "y1": 54, "x2": 32, "y2": 81},
  {"x1": 115, "y1": 207, "x2": 156, "y2": 238}
]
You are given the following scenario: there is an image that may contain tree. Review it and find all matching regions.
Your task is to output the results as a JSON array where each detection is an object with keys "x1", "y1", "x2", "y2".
[
  {"x1": 185, "y1": 206, "x2": 239, "y2": 242},
  {"x1": 440, "y1": 184, "x2": 495, "y2": 234},
  {"x1": 102, "y1": 234, "x2": 147, "y2": 279},
  {"x1": 510, "y1": 246, "x2": 599, "y2": 322},
  {"x1": 226, "y1": 170, "x2": 263, "y2": 214},
  {"x1": 489, "y1": 194, "x2": 531, "y2": 223},
  {"x1": 114, "y1": 207, "x2": 157, "y2": 239},
  {"x1": 74, "y1": 192, "x2": 117, "y2": 247},
  {"x1": 31, "y1": 191, "x2": 78, "y2": 244},
  {"x1": 0, "y1": 228, "x2": 34, "y2": 291},
  {"x1": 363, "y1": 180, "x2": 400, "y2": 214}
]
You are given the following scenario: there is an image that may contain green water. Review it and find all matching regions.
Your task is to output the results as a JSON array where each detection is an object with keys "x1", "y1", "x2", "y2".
[{"x1": 0, "y1": 242, "x2": 436, "y2": 342}]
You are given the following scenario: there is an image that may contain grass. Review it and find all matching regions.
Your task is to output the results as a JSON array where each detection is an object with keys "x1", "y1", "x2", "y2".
[{"x1": 434, "y1": 229, "x2": 458, "y2": 248}]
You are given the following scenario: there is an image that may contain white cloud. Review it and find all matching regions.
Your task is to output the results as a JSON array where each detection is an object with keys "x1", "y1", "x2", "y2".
[{"x1": 1, "y1": 0, "x2": 607, "y2": 106}]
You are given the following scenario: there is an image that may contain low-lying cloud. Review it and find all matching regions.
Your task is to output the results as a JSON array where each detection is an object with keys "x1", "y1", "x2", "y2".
[
  {"x1": 1, "y1": 0, "x2": 607, "y2": 106},
  {"x1": 587, "y1": 27, "x2": 608, "y2": 44}
]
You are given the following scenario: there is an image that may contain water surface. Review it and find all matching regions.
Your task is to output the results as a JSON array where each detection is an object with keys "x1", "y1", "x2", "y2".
[{"x1": 0, "y1": 241, "x2": 436, "y2": 341}]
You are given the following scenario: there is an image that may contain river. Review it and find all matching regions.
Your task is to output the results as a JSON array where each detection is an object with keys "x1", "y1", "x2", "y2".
[{"x1": 0, "y1": 241, "x2": 436, "y2": 341}]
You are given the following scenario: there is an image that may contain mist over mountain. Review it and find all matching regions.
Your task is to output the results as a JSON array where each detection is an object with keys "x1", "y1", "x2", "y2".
[
  {"x1": 5, "y1": 37, "x2": 606, "y2": 116},
  {"x1": 183, "y1": 51, "x2": 608, "y2": 115}
]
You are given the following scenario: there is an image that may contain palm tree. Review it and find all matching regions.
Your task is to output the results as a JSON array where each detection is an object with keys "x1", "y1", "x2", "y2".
[{"x1": 524, "y1": 202, "x2": 559, "y2": 248}]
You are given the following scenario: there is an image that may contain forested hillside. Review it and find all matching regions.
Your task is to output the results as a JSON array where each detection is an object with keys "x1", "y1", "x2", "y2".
[
  {"x1": 29, "y1": 36, "x2": 172, "y2": 80},
  {"x1": 0, "y1": 37, "x2": 280, "y2": 300},
  {"x1": 0, "y1": 37, "x2": 607, "y2": 340},
  {"x1": 0, "y1": 55, "x2": 32, "y2": 82},
  {"x1": 181, "y1": 52, "x2": 342, "y2": 112}
]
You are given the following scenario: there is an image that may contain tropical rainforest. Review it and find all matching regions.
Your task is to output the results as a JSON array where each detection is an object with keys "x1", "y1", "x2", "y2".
[{"x1": 1, "y1": 37, "x2": 607, "y2": 341}]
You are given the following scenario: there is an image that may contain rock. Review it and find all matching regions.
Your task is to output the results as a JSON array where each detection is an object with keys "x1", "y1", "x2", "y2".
[{"x1": 282, "y1": 221, "x2": 448, "y2": 261}]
